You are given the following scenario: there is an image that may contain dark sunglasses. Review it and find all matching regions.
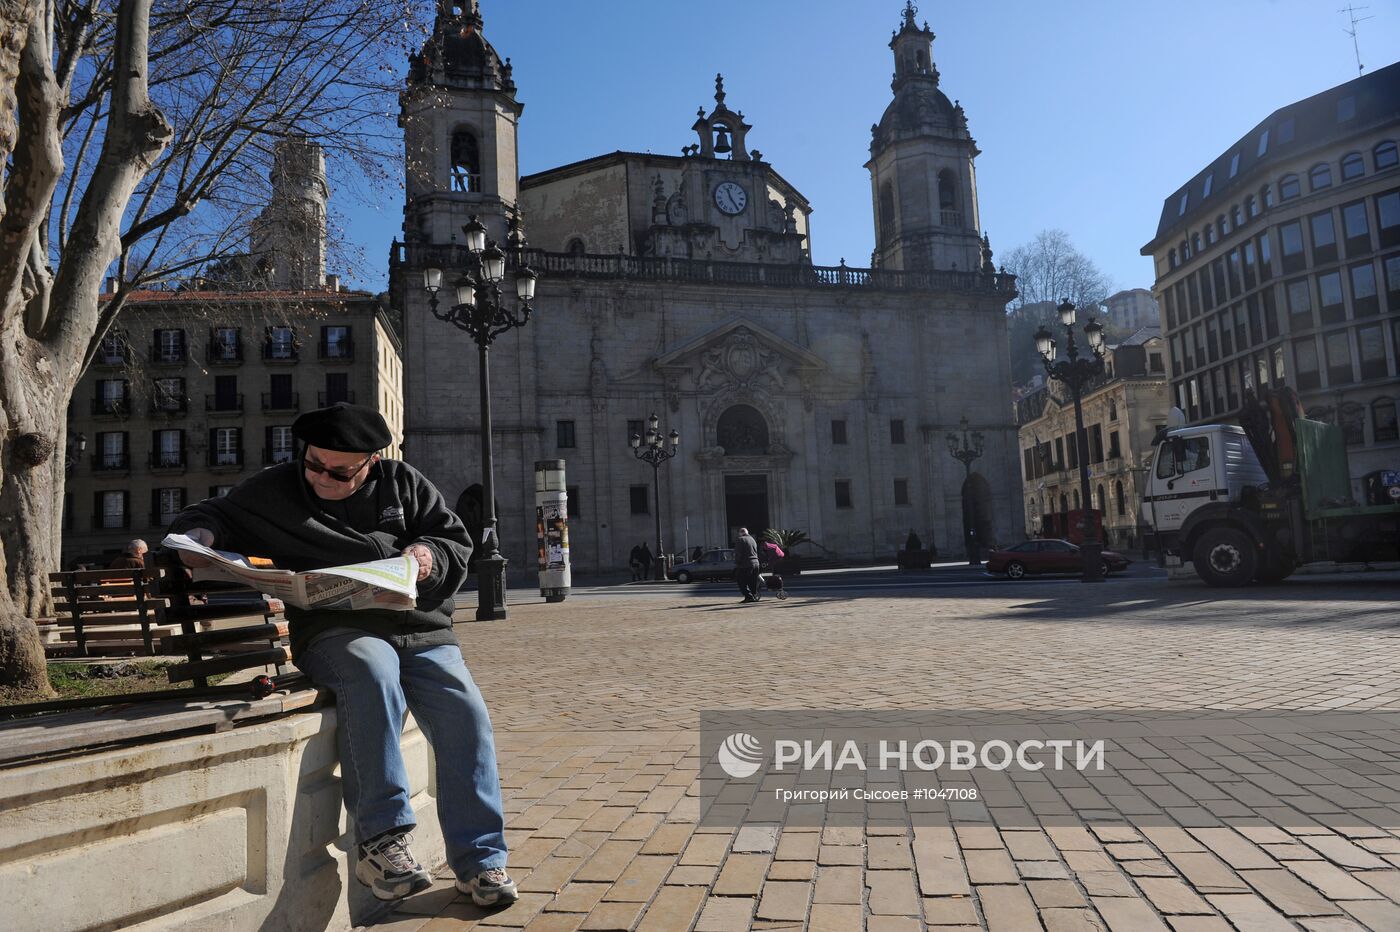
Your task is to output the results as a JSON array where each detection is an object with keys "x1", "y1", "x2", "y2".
[{"x1": 303, "y1": 454, "x2": 373, "y2": 483}]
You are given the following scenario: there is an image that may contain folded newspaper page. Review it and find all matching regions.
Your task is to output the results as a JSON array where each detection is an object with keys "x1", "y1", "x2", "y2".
[{"x1": 161, "y1": 533, "x2": 418, "y2": 611}]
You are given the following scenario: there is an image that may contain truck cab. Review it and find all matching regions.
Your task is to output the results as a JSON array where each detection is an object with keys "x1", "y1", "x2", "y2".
[{"x1": 1143, "y1": 425, "x2": 1268, "y2": 536}]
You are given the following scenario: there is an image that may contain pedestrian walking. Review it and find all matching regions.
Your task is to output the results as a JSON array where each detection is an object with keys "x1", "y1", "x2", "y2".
[
  {"x1": 639, "y1": 542, "x2": 654, "y2": 579},
  {"x1": 734, "y1": 528, "x2": 761, "y2": 602},
  {"x1": 167, "y1": 402, "x2": 517, "y2": 907},
  {"x1": 629, "y1": 544, "x2": 643, "y2": 581}
]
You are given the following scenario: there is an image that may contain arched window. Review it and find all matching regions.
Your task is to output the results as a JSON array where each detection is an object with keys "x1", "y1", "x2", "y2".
[
  {"x1": 716, "y1": 405, "x2": 770, "y2": 455},
  {"x1": 450, "y1": 130, "x2": 481, "y2": 193},
  {"x1": 1192, "y1": 232, "x2": 1202, "y2": 253},
  {"x1": 566, "y1": 238, "x2": 586, "y2": 256},
  {"x1": 1279, "y1": 174, "x2": 1301, "y2": 200},
  {"x1": 1232, "y1": 205, "x2": 1243, "y2": 228},
  {"x1": 1309, "y1": 163, "x2": 1332, "y2": 191},
  {"x1": 1373, "y1": 397, "x2": 1398, "y2": 442},
  {"x1": 1179, "y1": 239, "x2": 1189, "y2": 259},
  {"x1": 1205, "y1": 224, "x2": 1216, "y2": 246},
  {"x1": 937, "y1": 170, "x2": 958, "y2": 225},
  {"x1": 1109, "y1": 399, "x2": 1118, "y2": 421},
  {"x1": 879, "y1": 181, "x2": 895, "y2": 243},
  {"x1": 1073, "y1": 488, "x2": 1081, "y2": 510},
  {"x1": 1339, "y1": 403, "x2": 1365, "y2": 446},
  {"x1": 1168, "y1": 248, "x2": 1177, "y2": 269},
  {"x1": 1115, "y1": 480, "x2": 1126, "y2": 516},
  {"x1": 1059, "y1": 493, "x2": 1068, "y2": 514},
  {"x1": 1095, "y1": 484, "x2": 1105, "y2": 515},
  {"x1": 1341, "y1": 152, "x2": 1365, "y2": 181},
  {"x1": 1246, "y1": 194, "x2": 1259, "y2": 218},
  {"x1": 1218, "y1": 214, "x2": 1230, "y2": 237},
  {"x1": 1376, "y1": 141, "x2": 1398, "y2": 171},
  {"x1": 1262, "y1": 184, "x2": 1275, "y2": 209}
]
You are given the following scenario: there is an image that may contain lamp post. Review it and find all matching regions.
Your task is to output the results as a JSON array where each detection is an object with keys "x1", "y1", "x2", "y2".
[
  {"x1": 65, "y1": 432, "x2": 87, "y2": 475},
  {"x1": 1033, "y1": 299, "x2": 1107, "y2": 583},
  {"x1": 945, "y1": 416, "x2": 985, "y2": 565},
  {"x1": 423, "y1": 214, "x2": 539, "y2": 620},
  {"x1": 630, "y1": 412, "x2": 680, "y2": 581}
]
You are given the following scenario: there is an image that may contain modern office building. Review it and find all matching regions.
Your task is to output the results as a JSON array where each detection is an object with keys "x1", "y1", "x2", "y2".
[{"x1": 1141, "y1": 61, "x2": 1400, "y2": 487}]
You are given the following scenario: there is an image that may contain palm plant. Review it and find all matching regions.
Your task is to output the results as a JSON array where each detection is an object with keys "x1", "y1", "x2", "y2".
[{"x1": 763, "y1": 528, "x2": 810, "y2": 550}]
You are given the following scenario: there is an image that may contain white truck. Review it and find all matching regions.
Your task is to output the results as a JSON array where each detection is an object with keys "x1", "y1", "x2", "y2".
[{"x1": 1143, "y1": 392, "x2": 1400, "y2": 587}]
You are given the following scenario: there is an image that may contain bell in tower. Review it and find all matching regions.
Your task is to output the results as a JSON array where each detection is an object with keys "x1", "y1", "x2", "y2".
[{"x1": 865, "y1": 2, "x2": 985, "y2": 273}]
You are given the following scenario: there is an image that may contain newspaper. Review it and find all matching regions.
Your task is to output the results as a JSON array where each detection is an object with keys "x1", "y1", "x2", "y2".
[{"x1": 161, "y1": 533, "x2": 418, "y2": 611}]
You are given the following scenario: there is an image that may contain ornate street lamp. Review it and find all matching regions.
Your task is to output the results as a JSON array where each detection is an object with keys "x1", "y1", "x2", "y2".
[
  {"x1": 630, "y1": 412, "x2": 680, "y2": 581},
  {"x1": 945, "y1": 415, "x2": 985, "y2": 565},
  {"x1": 1033, "y1": 299, "x2": 1107, "y2": 583},
  {"x1": 423, "y1": 214, "x2": 540, "y2": 620}
]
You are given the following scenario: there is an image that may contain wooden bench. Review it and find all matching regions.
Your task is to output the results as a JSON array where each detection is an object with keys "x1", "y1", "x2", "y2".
[{"x1": 45, "y1": 568, "x2": 168, "y2": 656}]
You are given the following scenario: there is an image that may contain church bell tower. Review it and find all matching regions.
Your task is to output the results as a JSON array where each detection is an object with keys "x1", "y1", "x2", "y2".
[
  {"x1": 400, "y1": 0, "x2": 522, "y2": 247},
  {"x1": 866, "y1": 2, "x2": 985, "y2": 273}
]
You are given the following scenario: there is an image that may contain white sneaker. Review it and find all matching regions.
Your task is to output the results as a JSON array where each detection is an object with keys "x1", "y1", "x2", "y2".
[
  {"x1": 355, "y1": 832, "x2": 432, "y2": 901},
  {"x1": 456, "y1": 867, "x2": 519, "y2": 907}
]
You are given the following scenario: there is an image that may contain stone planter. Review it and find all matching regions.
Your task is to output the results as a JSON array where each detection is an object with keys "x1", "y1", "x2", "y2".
[{"x1": 0, "y1": 697, "x2": 443, "y2": 931}]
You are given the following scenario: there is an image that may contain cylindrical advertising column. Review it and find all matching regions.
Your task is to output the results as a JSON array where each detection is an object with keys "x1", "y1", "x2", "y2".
[{"x1": 534, "y1": 459, "x2": 571, "y2": 603}]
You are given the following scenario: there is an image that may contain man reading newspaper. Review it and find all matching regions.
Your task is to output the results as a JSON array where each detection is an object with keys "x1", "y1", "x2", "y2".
[{"x1": 166, "y1": 402, "x2": 517, "y2": 908}]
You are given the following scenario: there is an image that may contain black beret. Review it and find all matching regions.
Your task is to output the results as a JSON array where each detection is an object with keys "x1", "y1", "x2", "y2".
[{"x1": 292, "y1": 402, "x2": 393, "y2": 453}]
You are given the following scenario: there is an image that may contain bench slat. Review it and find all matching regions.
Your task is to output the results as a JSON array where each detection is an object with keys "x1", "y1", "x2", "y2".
[
  {"x1": 166, "y1": 647, "x2": 291, "y2": 682},
  {"x1": 163, "y1": 623, "x2": 287, "y2": 651}
]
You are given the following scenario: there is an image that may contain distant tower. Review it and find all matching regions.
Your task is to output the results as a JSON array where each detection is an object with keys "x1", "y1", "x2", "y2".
[
  {"x1": 251, "y1": 136, "x2": 328, "y2": 289},
  {"x1": 400, "y1": 0, "x2": 522, "y2": 247},
  {"x1": 866, "y1": 2, "x2": 983, "y2": 273}
]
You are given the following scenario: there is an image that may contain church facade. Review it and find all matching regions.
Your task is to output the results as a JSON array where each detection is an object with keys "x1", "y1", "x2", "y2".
[{"x1": 390, "y1": 1, "x2": 1022, "y2": 574}]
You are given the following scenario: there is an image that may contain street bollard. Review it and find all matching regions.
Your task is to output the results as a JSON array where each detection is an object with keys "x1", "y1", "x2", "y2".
[{"x1": 534, "y1": 459, "x2": 571, "y2": 603}]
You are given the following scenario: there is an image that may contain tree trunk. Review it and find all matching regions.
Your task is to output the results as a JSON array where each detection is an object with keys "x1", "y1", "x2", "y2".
[{"x1": 0, "y1": 312, "x2": 63, "y2": 695}]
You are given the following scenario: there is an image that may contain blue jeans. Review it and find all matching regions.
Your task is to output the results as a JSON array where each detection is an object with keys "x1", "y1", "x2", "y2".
[{"x1": 298, "y1": 628, "x2": 508, "y2": 878}]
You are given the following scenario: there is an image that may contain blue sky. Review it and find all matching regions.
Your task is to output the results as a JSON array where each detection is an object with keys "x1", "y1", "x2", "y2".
[{"x1": 336, "y1": 0, "x2": 1400, "y2": 294}]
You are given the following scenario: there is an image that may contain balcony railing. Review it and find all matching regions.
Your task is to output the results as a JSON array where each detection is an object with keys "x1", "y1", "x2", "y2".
[
  {"x1": 263, "y1": 447, "x2": 297, "y2": 465},
  {"x1": 149, "y1": 343, "x2": 187, "y2": 365},
  {"x1": 148, "y1": 451, "x2": 187, "y2": 470},
  {"x1": 319, "y1": 338, "x2": 354, "y2": 361},
  {"x1": 262, "y1": 391, "x2": 300, "y2": 412},
  {"x1": 91, "y1": 453, "x2": 130, "y2": 472},
  {"x1": 206, "y1": 340, "x2": 243, "y2": 364},
  {"x1": 262, "y1": 342, "x2": 299, "y2": 362},
  {"x1": 940, "y1": 209, "x2": 964, "y2": 228},
  {"x1": 208, "y1": 449, "x2": 244, "y2": 468},
  {"x1": 205, "y1": 393, "x2": 244, "y2": 413},
  {"x1": 149, "y1": 396, "x2": 188, "y2": 415},
  {"x1": 92, "y1": 515, "x2": 129, "y2": 530},
  {"x1": 318, "y1": 390, "x2": 355, "y2": 406},
  {"x1": 91, "y1": 396, "x2": 130, "y2": 416}
]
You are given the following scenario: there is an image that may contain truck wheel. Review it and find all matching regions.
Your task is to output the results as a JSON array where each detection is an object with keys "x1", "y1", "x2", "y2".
[{"x1": 1193, "y1": 527, "x2": 1258, "y2": 587}]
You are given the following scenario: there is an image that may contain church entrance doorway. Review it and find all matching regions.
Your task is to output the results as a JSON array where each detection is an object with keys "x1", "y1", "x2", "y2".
[{"x1": 724, "y1": 474, "x2": 769, "y2": 544}]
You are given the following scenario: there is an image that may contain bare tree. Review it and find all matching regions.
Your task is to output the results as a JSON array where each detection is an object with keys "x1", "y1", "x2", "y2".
[
  {"x1": 0, "y1": 0, "x2": 424, "y2": 696},
  {"x1": 1003, "y1": 229, "x2": 1115, "y2": 388}
]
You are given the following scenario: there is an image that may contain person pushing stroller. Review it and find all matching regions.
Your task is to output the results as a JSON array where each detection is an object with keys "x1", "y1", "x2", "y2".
[{"x1": 760, "y1": 539, "x2": 788, "y2": 600}]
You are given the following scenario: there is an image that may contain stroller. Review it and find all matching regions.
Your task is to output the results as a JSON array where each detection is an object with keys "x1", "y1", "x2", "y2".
[{"x1": 760, "y1": 541, "x2": 789, "y2": 600}]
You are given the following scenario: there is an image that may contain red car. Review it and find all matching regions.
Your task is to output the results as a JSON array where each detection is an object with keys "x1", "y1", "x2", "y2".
[{"x1": 985, "y1": 539, "x2": 1131, "y2": 579}]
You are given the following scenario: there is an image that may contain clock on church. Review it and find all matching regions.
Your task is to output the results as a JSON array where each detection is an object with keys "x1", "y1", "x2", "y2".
[{"x1": 713, "y1": 181, "x2": 747, "y2": 215}]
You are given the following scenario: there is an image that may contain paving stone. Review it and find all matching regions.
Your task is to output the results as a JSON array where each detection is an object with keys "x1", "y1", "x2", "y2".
[
  {"x1": 1002, "y1": 830, "x2": 1058, "y2": 861},
  {"x1": 1122, "y1": 860, "x2": 1180, "y2": 878},
  {"x1": 1284, "y1": 859, "x2": 1385, "y2": 900},
  {"x1": 477, "y1": 892, "x2": 552, "y2": 926},
  {"x1": 1189, "y1": 828, "x2": 1278, "y2": 870},
  {"x1": 806, "y1": 904, "x2": 864, "y2": 932},
  {"x1": 1134, "y1": 876, "x2": 1215, "y2": 915},
  {"x1": 977, "y1": 884, "x2": 1040, "y2": 931},
  {"x1": 573, "y1": 841, "x2": 645, "y2": 884},
  {"x1": 693, "y1": 896, "x2": 755, "y2": 932},
  {"x1": 640, "y1": 823, "x2": 693, "y2": 856},
  {"x1": 679, "y1": 834, "x2": 730, "y2": 867},
  {"x1": 1027, "y1": 880, "x2": 1089, "y2": 909},
  {"x1": 1242, "y1": 869, "x2": 1345, "y2": 917},
  {"x1": 1301, "y1": 834, "x2": 1391, "y2": 869},
  {"x1": 632, "y1": 887, "x2": 706, "y2": 932},
  {"x1": 664, "y1": 864, "x2": 718, "y2": 886},
  {"x1": 816, "y1": 844, "x2": 864, "y2": 866},
  {"x1": 774, "y1": 832, "x2": 820, "y2": 861},
  {"x1": 545, "y1": 883, "x2": 611, "y2": 914},
  {"x1": 755, "y1": 881, "x2": 811, "y2": 922},
  {"x1": 1340, "y1": 899, "x2": 1400, "y2": 928},
  {"x1": 579, "y1": 900, "x2": 646, "y2": 931},
  {"x1": 1164, "y1": 918, "x2": 1233, "y2": 932},
  {"x1": 1041, "y1": 908, "x2": 1107, "y2": 932},
  {"x1": 812, "y1": 865, "x2": 863, "y2": 905},
  {"x1": 1077, "y1": 872, "x2": 1137, "y2": 898},
  {"x1": 1206, "y1": 893, "x2": 1301, "y2": 931},
  {"x1": 520, "y1": 914, "x2": 584, "y2": 932},
  {"x1": 604, "y1": 855, "x2": 674, "y2": 903},
  {"x1": 734, "y1": 824, "x2": 780, "y2": 854},
  {"x1": 1091, "y1": 896, "x2": 1171, "y2": 931},
  {"x1": 713, "y1": 854, "x2": 770, "y2": 896},
  {"x1": 963, "y1": 848, "x2": 1018, "y2": 884},
  {"x1": 519, "y1": 857, "x2": 584, "y2": 894},
  {"x1": 1162, "y1": 852, "x2": 1248, "y2": 892},
  {"x1": 865, "y1": 918, "x2": 922, "y2": 932},
  {"x1": 922, "y1": 895, "x2": 980, "y2": 925},
  {"x1": 912, "y1": 838, "x2": 972, "y2": 897},
  {"x1": 1018, "y1": 860, "x2": 1071, "y2": 879},
  {"x1": 867, "y1": 870, "x2": 919, "y2": 915},
  {"x1": 765, "y1": 859, "x2": 815, "y2": 881},
  {"x1": 869, "y1": 835, "x2": 914, "y2": 869}
]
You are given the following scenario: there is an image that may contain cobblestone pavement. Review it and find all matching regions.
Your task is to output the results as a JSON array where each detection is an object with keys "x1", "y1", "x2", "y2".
[{"x1": 365, "y1": 573, "x2": 1400, "y2": 931}]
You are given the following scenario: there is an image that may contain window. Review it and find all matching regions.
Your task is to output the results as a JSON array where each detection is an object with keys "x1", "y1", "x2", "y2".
[
  {"x1": 1279, "y1": 174, "x2": 1301, "y2": 200},
  {"x1": 1257, "y1": 231, "x2": 1273, "y2": 281},
  {"x1": 1286, "y1": 278, "x2": 1313, "y2": 324},
  {"x1": 1342, "y1": 152, "x2": 1365, "y2": 181},
  {"x1": 1352, "y1": 262, "x2": 1379, "y2": 317},
  {"x1": 153, "y1": 429, "x2": 183, "y2": 468},
  {"x1": 1342, "y1": 200, "x2": 1371, "y2": 253},
  {"x1": 1263, "y1": 184, "x2": 1275, "y2": 209},
  {"x1": 1359, "y1": 325, "x2": 1388, "y2": 380},
  {"x1": 1150, "y1": 352, "x2": 1164, "y2": 372},
  {"x1": 450, "y1": 129, "x2": 481, "y2": 192},
  {"x1": 1277, "y1": 118, "x2": 1294, "y2": 145},
  {"x1": 1376, "y1": 141, "x2": 1398, "y2": 171},
  {"x1": 97, "y1": 432, "x2": 127, "y2": 471},
  {"x1": 1232, "y1": 205, "x2": 1243, "y2": 229},
  {"x1": 893, "y1": 478, "x2": 909, "y2": 506},
  {"x1": 1340, "y1": 404, "x2": 1365, "y2": 446},
  {"x1": 1374, "y1": 398, "x2": 1399, "y2": 443},
  {"x1": 320, "y1": 325, "x2": 351, "y2": 360},
  {"x1": 154, "y1": 328, "x2": 186, "y2": 363},
  {"x1": 1279, "y1": 221, "x2": 1305, "y2": 273},
  {"x1": 626, "y1": 419, "x2": 643, "y2": 442},
  {"x1": 98, "y1": 490, "x2": 127, "y2": 530},
  {"x1": 212, "y1": 427, "x2": 241, "y2": 466},
  {"x1": 1108, "y1": 430, "x2": 1121, "y2": 458},
  {"x1": 879, "y1": 182, "x2": 895, "y2": 242},
  {"x1": 268, "y1": 426, "x2": 295, "y2": 464},
  {"x1": 1205, "y1": 223, "x2": 1217, "y2": 247},
  {"x1": 210, "y1": 485, "x2": 233, "y2": 498},
  {"x1": 1274, "y1": 346, "x2": 1286, "y2": 382},
  {"x1": 556, "y1": 420, "x2": 576, "y2": 448},
  {"x1": 1310, "y1": 210, "x2": 1338, "y2": 264},
  {"x1": 834, "y1": 480, "x2": 853, "y2": 509},
  {"x1": 629, "y1": 485, "x2": 649, "y2": 515},
  {"x1": 1193, "y1": 232, "x2": 1202, "y2": 254},
  {"x1": 1318, "y1": 272, "x2": 1345, "y2": 325},
  {"x1": 1202, "y1": 173, "x2": 1214, "y2": 198},
  {"x1": 1157, "y1": 437, "x2": 1212, "y2": 478},
  {"x1": 1378, "y1": 190, "x2": 1400, "y2": 248},
  {"x1": 1387, "y1": 255, "x2": 1400, "y2": 307},
  {"x1": 1257, "y1": 129, "x2": 1269, "y2": 157},
  {"x1": 831, "y1": 419, "x2": 847, "y2": 445},
  {"x1": 1115, "y1": 481, "x2": 1126, "y2": 517},
  {"x1": 1178, "y1": 191, "x2": 1189, "y2": 216},
  {"x1": 1263, "y1": 287, "x2": 1280, "y2": 339},
  {"x1": 1229, "y1": 152, "x2": 1240, "y2": 178},
  {"x1": 1090, "y1": 424, "x2": 1105, "y2": 463},
  {"x1": 1325, "y1": 331, "x2": 1353, "y2": 385},
  {"x1": 268, "y1": 372, "x2": 295, "y2": 410},
  {"x1": 566, "y1": 238, "x2": 585, "y2": 256},
  {"x1": 716, "y1": 405, "x2": 769, "y2": 454},
  {"x1": 889, "y1": 419, "x2": 905, "y2": 444},
  {"x1": 1310, "y1": 163, "x2": 1332, "y2": 191},
  {"x1": 1294, "y1": 338, "x2": 1320, "y2": 390},
  {"x1": 154, "y1": 488, "x2": 185, "y2": 526},
  {"x1": 97, "y1": 378, "x2": 128, "y2": 413},
  {"x1": 265, "y1": 325, "x2": 295, "y2": 360},
  {"x1": 99, "y1": 331, "x2": 125, "y2": 364},
  {"x1": 1247, "y1": 194, "x2": 1259, "y2": 219},
  {"x1": 323, "y1": 372, "x2": 349, "y2": 405},
  {"x1": 1168, "y1": 248, "x2": 1178, "y2": 270},
  {"x1": 1109, "y1": 399, "x2": 1118, "y2": 421},
  {"x1": 153, "y1": 377, "x2": 184, "y2": 412}
]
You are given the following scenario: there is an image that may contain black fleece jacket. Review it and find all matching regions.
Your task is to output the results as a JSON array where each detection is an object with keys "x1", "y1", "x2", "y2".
[{"x1": 167, "y1": 459, "x2": 472, "y2": 659}]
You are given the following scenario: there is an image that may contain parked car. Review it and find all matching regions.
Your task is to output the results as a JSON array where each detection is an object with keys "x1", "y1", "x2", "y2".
[
  {"x1": 985, "y1": 539, "x2": 1132, "y2": 579},
  {"x1": 667, "y1": 548, "x2": 736, "y2": 583}
]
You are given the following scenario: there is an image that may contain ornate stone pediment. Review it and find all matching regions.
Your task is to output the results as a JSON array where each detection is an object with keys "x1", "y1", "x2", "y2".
[{"x1": 654, "y1": 318, "x2": 825, "y2": 397}]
